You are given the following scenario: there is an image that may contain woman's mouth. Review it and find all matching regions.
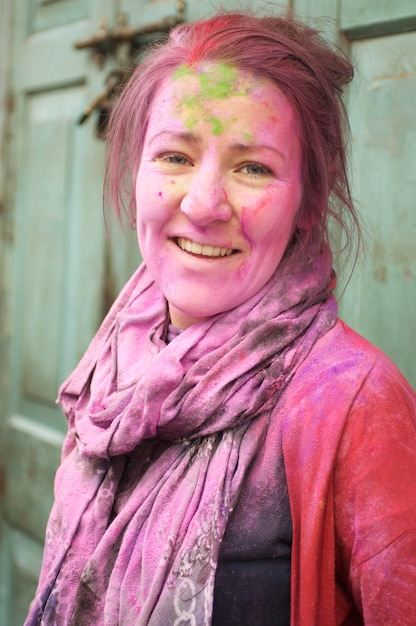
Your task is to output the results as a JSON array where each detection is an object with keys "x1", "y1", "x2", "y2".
[{"x1": 175, "y1": 237, "x2": 237, "y2": 257}]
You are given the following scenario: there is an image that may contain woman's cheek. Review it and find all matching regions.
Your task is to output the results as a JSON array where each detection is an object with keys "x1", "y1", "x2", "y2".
[
  {"x1": 138, "y1": 178, "x2": 178, "y2": 222},
  {"x1": 157, "y1": 178, "x2": 187, "y2": 208},
  {"x1": 245, "y1": 183, "x2": 301, "y2": 246},
  {"x1": 240, "y1": 191, "x2": 279, "y2": 243}
]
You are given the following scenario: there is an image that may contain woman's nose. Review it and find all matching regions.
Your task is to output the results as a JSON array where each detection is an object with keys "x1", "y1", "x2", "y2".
[{"x1": 180, "y1": 169, "x2": 232, "y2": 225}]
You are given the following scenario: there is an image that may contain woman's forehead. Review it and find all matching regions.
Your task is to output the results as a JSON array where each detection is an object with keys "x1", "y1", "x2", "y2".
[{"x1": 147, "y1": 62, "x2": 298, "y2": 135}]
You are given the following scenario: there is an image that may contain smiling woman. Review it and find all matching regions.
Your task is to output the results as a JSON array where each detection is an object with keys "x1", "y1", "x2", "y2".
[{"x1": 25, "y1": 10, "x2": 416, "y2": 626}]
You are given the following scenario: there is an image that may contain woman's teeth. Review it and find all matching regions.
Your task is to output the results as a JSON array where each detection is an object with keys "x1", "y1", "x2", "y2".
[{"x1": 176, "y1": 238, "x2": 234, "y2": 257}]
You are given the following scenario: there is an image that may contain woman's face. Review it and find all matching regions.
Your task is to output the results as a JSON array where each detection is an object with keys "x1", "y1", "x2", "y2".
[{"x1": 135, "y1": 63, "x2": 302, "y2": 329}]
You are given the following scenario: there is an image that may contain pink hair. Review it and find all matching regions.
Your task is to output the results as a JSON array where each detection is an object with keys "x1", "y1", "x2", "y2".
[{"x1": 105, "y1": 11, "x2": 359, "y2": 263}]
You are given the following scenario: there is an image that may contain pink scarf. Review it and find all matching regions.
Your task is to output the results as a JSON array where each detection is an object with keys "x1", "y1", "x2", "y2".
[{"x1": 26, "y1": 247, "x2": 337, "y2": 625}]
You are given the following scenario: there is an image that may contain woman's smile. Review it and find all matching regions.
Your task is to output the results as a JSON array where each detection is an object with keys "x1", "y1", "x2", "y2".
[
  {"x1": 135, "y1": 62, "x2": 302, "y2": 329},
  {"x1": 174, "y1": 237, "x2": 237, "y2": 258}
]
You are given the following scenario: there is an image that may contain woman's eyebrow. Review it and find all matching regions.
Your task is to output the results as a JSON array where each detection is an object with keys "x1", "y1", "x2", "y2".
[
  {"x1": 231, "y1": 142, "x2": 287, "y2": 162},
  {"x1": 148, "y1": 130, "x2": 201, "y2": 147}
]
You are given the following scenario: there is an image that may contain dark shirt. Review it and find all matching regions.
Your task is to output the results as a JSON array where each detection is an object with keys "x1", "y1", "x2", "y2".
[{"x1": 212, "y1": 435, "x2": 292, "y2": 625}]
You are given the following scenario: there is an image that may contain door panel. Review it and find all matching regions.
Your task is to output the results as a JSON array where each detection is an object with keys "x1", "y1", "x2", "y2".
[
  {"x1": 1, "y1": 0, "x2": 110, "y2": 623},
  {"x1": 9, "y1": 529, "x2": 44, "y2": 626},
  {"x1": 341, "y1": 0, "x2": 416, "y2": 37},
  {"x1": 20, "y1": 87, "x2": 85, "y2": 403},
  {"x1": 121, "y1": 0, "x2": 182, "y2": 22},
  {"x1": 28, "y1": 0, "x2": 87, "y2": 33},
  {"x1": 340, "y1": 28, "x2": 416, "y2": 385},
  {"x1": 3, "y1": 417, "x2": 63, "y2": 626},
  {"x1": 294, "y1": 0, "x2": 416, "y2": 386}
]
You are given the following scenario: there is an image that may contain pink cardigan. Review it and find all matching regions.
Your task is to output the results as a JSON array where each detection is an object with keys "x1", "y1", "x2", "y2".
[{"x1": 281, "y1": 320, "x2": 416, "y2": 625}]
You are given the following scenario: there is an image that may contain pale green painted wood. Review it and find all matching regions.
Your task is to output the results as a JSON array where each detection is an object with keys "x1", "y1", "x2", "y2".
[
  {"x1": 1, "y1": 0, "x2": 112, "y2": 622},
  {"x1": 8, "y1": 529, "x2": 45, "y2": 626},
  {"x1": 28, "y1": 0, "x2": 87, "y2": 34},
  {"x1": 293, "y1": 0, "x2": 341, "y2": 45},
  {"x1": 0, "y1": 520, "x2": 9, "y2": 626},
  {"x1": 165, "y1": 0, "x2": 292, "y2": 23},
  {"x1": 294, "y1": 0, "x2": 338, "y2": 22},
  {"x1": 9, "y1": 0, "x2": 110, "y2": 429},
  {"x1": 121, "y1": 0, "x2": 184, "y2": 23},
  {"x1": 19, "y1": 87, "x2": 86, "y2": 403},
  {"x1": 341, "y1": 0, "x2": 416, "y2": 37},
  {"x1": 0, "y1": 0, "x2": 14, "y2": 425},
  {"x1": 4, "y1": 416, "x2": 64, "y2": 542},
  {"x1": 340, "y1": 30, "x2": 416, "y2": 386},
  {"x1": 0, "y1": 1, "x2": 14, "y2": 618},
  {"x1": 295, "y1": 0, "x2": 416, "y2": 386}
]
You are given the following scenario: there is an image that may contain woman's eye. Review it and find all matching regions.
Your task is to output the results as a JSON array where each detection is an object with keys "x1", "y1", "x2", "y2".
[
  {"x1": 240, "y1": 163, "x2": 271, "y2": 177},
  {"x1": 159, "y1": 153, "x2": 191, "y2": 166}
]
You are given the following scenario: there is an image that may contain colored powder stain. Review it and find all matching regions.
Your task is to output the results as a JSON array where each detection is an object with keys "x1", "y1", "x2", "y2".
[
  {"x1": 158, "y1": 191, "x2": 163, "y2": 198},
  {"x1": 173, "y1": 65, "x2": 194, "y2": 81},
  {"x1": 184, "y1": 115, "x2": 198, "y2": 130},
  {"x1": 206, "y1": 115, "x2": 224, "y2": 135},
  {"x1": 198, "y1": 65, "x2": 239, "y2": 99},
  {"x1": 176, "y1": 95, "x2": 199, "y2": 130},
  {"x1": 181, "y1": 95, "x2": 199, "y2": 108},
  {"x1": 173, "y1": 63, "x2": 240, "y2": 100},
  {"x1": 173, "y1": 63, "x2": 248, "y2": 136},
  {"x1": 179, "y1": 100, "x2": 227, "y2": 135}
]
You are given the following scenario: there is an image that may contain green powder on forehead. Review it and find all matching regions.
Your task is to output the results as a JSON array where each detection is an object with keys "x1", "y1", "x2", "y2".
[
  {"x1": 172, "y1": 64, "x2": 194, "y2": 81},
  {"x1": 173, "y1": 63, "x2": 242, "y2": 99},
  {"x1": 175, "y1": 95, "x2": 199, "y2": 130},
  {"x1": 198, "y1": 65, "x2": 240, "y2": 99},
  {"x1": 179, "y1": 95, "x2": 200, "y2": 113},
  {"x1": 179, "y1": 110, "x2": 224, "y2": 135},
  {"x1": 173, "y1": 63, "x2": 246, "y2": 135},
  {"x1": 206, "y1": 115, "x2": 224, "y2": 135}
]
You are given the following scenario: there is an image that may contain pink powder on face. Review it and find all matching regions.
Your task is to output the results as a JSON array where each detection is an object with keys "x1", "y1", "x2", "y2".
[
  {"x1": 241, "y1": 193, "x2": 273, "y2": 222},
  {"x1": 158, "y1": 191, "x2": 163, "y2": 198}
]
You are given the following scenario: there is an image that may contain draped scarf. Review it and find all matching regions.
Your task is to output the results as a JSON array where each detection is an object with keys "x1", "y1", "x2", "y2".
[{"x1": 26, "y1": 246, "x2": 337, "y2": 626}]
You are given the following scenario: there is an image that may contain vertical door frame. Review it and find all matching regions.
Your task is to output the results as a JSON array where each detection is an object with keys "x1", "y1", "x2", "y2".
[{"x1": 0, "y1": 1, "x2": 16, "y2": 620}]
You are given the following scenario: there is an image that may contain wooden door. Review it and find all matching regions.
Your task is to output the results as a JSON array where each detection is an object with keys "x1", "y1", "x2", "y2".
[
  {"x1": 0, "y1": 1, "x2": 110, "y2": 623},
  {"x1": 340, "y1": 1, "x2": 416, "y2": 387},
  {"x1": 295, "y1": 0, "x2": 416, "y2": 386}
]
